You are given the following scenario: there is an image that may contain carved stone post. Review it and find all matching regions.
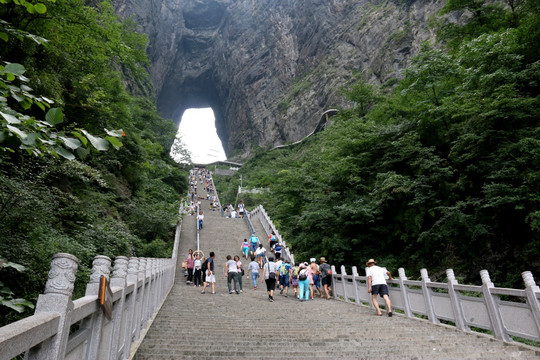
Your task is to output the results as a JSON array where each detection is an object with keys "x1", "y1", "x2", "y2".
[
  {"x1": 522, "y1": 271, "x2": 540, "y2": 336},
  {"x1": 139, "y1": 258, "x2": 149, "y2": 329},
  {"x1": 109, "y1": 256, "x2": 128, "y2": 360},
  {"x1": 86, "y1": 255, "x2": 112, "y2": 360},
  {"x1": 420, "y1": 269, "x2": 439, "y2": 324},
  {"x1": 446, "y1": 269, "x2": 469, "y2": 332},
  {"x1": 480, "y1": 270, "x2": 511, "y2": 341},
  {"x1": 351, "y1": 266, "x2": 361, "y2": 305},
  {"x1": 331, "y1": 265, "x2": 338, "y2": 300},
  {"x1": 398, "y1": 268, "x2": 413, "y2": 318},
  {"x1": 123, "y1": 257, "x2": 139, "y2": 360},
  {"x1": 341, "y1": 265, "x2": 349, "y2": 303},
  {"x1": 25, "y1": 253, "x2": 79, "y2": 360}
]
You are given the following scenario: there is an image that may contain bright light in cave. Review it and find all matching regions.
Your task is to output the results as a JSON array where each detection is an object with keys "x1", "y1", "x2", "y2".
[{"x1": 170, "y1": 108, "x2": 227, "y2": 165}]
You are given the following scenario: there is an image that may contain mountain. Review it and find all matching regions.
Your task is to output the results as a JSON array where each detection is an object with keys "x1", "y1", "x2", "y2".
[{"x1": 113, "y1": 0, "x2": 444, "y2": 158}]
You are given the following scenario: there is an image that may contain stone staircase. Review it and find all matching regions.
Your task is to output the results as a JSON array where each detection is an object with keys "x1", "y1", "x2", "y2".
[{"x1": 134, "y1": 183, "x2": 540, "y2": 360}]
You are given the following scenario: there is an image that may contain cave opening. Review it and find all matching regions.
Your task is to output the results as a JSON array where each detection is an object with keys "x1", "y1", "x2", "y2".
[{"x1": 170, "y1": 108, "x2": 227, "y2": 165}]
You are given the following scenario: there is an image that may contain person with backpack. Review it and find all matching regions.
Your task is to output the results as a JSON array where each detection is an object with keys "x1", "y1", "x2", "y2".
[
  {"x1": 249, "y1": 233, "x2": 259, "y2": 255},
  {"x1": 298, "y1": 262, "x2": 310, "y2": 302},
  {"x1": 274, "y1": 242, "x2": 282, "y2": 259},
  {"x1": 291, "y1": 263, "x2": 300, "y2": 298},
  {"x1": 247, "y1": 256, "x2": 259, "y2": 290},
  {"x1": 319, "y1": 257, "x2": 332, "y2": 300},
  {"x1": 262, "y1": 256, "x2": 278, "y2": 302},
  {"x1": 201, "y1": 252, "x2": 216, "y2": 294},
  {"x1": 268, "y1": 231, "x2": 276, "y2": 250},
  {"x1": 278, "y1": 259, "x2": 292, "y2": 297}
]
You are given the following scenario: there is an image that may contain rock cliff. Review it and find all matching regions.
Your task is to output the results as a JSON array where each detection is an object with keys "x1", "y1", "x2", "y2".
[{"x1": 113, "y1": 0, "x2": 443, "y2": 158}]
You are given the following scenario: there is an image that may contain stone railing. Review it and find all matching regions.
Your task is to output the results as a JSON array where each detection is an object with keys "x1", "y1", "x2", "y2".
[
  {"x1": 248, "y1": 205, "x2": 295, "y2": 266},
  {"x1": 332, "y1": 265, "x2": 540, "y2": 343},
  {"x1": 0, "y1": 207, "x2": 186, "y2": 360}
]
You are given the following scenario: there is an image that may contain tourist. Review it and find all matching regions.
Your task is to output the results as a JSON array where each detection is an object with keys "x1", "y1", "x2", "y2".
[
  {"x1": 247, "y1": 256, "x2": 259, "y2": 290},
  {"x1": 262, "y1": 256, "x2": 278, "y2": 302},
  {"x1": 319, "y1": 257, "x2": 332, "y2": 300},
  {"x1": 238, "y1": 200, "x2": 245, "y2": 218},
  {"x1": 366, "y1": 258, "x2": 393, "y2": 317},
  {"x1": 274, "y1": 242, "x2": 282, "y2": 259},
  {"x1": 197, "y1": 210, "x2": 204, "y2": 229},
  {"x1": 269, "y1": 230, "x2": 276, "y2": 249},
  {"x1": 249, "y1": 233, "x2": 259, "y2": 255},
  {"x1": 193, "y1": 253, "x2": 203, "y2": 287},
  {"x1": 255, "y1": 243, "x2": 266, "y2": 268},
  {"x1": 298, "y1": 262, "x2": 310, "y2": 302},
  {"x1": 225, "y1": 255, "x2": 240, "y2": 294},
  {"x1": 279, "y1": 259, "x2": 292, "y2": 297},
  {"x1": 230, "y1": 208, "x2": 237, "y2": 218},
  {"x1": 291, "y1": 262, "x2": 300, "y2": 298},
  {"x1": 186, "y1": 249, "x2": 194, "y2": 285},
  {"x1": 310, "y1": 258, "x2": 323, "y2": 298},
  {"x1": 234, "y1": 255, "x2": 243, "y2": 293},
  {"x1": 201, "y1": 252, "x2": 216, "y2": 294},
  {"x1": 241, "y1": 239, "x2": 249, "y2": 259}
]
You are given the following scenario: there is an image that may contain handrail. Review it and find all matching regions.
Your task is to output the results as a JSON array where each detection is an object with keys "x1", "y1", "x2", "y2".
[
  {"x1": 331, "y1": 265, "x2": 540, "y2": 343},
  {"x1": 0, "y1": 201, "x2": 188, "y2": 360}
]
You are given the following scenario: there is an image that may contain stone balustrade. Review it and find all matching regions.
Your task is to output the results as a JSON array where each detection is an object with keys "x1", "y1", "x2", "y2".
[
  {"x1": 332, "y1": 265, "x2": 540, "y2": 343},
  {"x1": 0, "y1": 207, "x2": 185, "y2": 360}
]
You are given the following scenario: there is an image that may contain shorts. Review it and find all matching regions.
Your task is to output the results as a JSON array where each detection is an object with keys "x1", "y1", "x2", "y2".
[
  {"x1": 313, "y1": 274, "x2": 321, "y2": 288},
  {"x1": 250, "y1": 243, "x2": 258, "y2": 252},
  {"x1": 372, "y1": 284, "x2": 389, "y2": 297},
  {"x1": 321, "y1": 276, "x2": 332, "y2": 287},
  {"x1": 291, "y1": 278, "x2": 298, "y2": 286},
  {"x1": 270, "y1": 240, "x2": 276, "y2": 248},
  {"x1": 205, "y1": 271, "x2": 216, "y2": 283},
  {"x1": 265, "y1": 278, "x2": 276, "y2": 291},
  {"x1": 279, "y1": 275, "x2": 289, "y2": 287},
  {"x1": 257, "y1": 253, "x2": 264, "y2": 258}
]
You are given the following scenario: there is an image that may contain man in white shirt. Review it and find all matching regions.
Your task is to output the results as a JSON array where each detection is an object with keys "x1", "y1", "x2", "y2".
[{"x1": 366, "y1": 258, "x2": 393, "y2": 317}]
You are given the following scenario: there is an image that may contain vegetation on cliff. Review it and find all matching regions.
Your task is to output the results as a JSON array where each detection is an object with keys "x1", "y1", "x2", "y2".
[
  {"x1": 0, "y1": 0, "x2": 188, "y2": 325},
  {"x1": 214, "y1": 0, "x2": 540, "y2": 287}
]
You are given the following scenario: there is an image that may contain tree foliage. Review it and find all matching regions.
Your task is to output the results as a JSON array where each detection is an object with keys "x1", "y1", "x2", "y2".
[{"x1": 0, "y1": 0, "x2": 189, "y2": 325}]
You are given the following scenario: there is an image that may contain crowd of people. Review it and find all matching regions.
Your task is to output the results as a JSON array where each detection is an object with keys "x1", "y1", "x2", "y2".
[{"x1": 184, "y1": 167, "x2": 393, "y2": 316}]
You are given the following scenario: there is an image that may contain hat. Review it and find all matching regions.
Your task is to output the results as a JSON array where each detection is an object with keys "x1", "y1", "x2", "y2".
[
  {"x1": 320, "y1": 257, "x2": 327, "y2": 263},
  {"x1": 310, "y1": 258, "x2": 316, "y2": 263},
  {"x1": 366, "y1": 258, "x2": 376, "y2": 266}
]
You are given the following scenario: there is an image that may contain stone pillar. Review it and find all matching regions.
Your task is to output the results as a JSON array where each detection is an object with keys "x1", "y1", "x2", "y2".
[
  {"x1": 420, "y1": 268, "x2": 439, "y2": 324},
  {"x1": 522, "y1": 271, "x2": 540, "y2": 336},
  {"x1": 351, "y1": 266, "x2": 361, "y2": 305},
  {"x1": 25, "y1": 253, "x2": 79, "y2": 360},
  {"x1": 341, "y1": 265, "x2": 349, "y2": 303},
  {"x1": 446, "y1": 269, "x2": 469, "y2": 332},
  {"x1": 398, "y1": 268, "x2": 413, "y2": 318},
  {"x1": 109, "y1": 256, "x2": 128, "y2": 360},
  {"x1": 139, "y1": 258, "x2": 149, "y2": 331},
  {"x1": 85, "y1": 255, "x2": 112, "y2": 360},
  {"x1": 123, "y1": 257, "x2": 139, "y2": 360},
  {"x1": 331, "y1": 265, "x2": 338, "y2": 300},
  {"x1": 480, "y1": 270, "x2": 511, "y2": 342}
]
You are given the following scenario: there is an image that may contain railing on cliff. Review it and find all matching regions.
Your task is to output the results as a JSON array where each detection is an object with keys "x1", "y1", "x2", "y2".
[
  {"x1": 331, "y1": 265, "x2": 540, "y2": 343},
  {"x1": 0, "y1": 204, "x2": 187, "y2": 360}
]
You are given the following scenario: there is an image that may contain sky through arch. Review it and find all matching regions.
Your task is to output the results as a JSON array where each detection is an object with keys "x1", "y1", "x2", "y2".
[{"x1": 170, "y1": 108, "x2": 227, "y2": 164}]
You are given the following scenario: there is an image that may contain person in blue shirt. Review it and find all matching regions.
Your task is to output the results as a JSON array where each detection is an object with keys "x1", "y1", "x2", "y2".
[
  {"x1": 249, "y1": 233, "x2": 259, "y2": 255},
  {"x1": 278, "y1": 258, "x2": 292, "y2": 297}
]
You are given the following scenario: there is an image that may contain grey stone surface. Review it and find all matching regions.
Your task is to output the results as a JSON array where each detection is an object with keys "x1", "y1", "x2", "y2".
[{"x1": 112, "y1": 0, "x2": 445, "y2": 157}]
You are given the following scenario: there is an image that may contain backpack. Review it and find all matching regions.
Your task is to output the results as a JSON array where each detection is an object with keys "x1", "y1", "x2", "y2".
[
  {"x1": 279, "y1": 263, "x2": 289, "y2": 276},
  {"x1": 267, "y1": 263, "x2": 276, "y2": 280},
  {"x1": 298, "y1": 269, "x2": 307, "y2": 281},
  {"x1": 201, "y1": 258, "x2": 209, "y2": 273},
  {"x1": 292, "y1": 267, "x2": 299, "y2": 279}
]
